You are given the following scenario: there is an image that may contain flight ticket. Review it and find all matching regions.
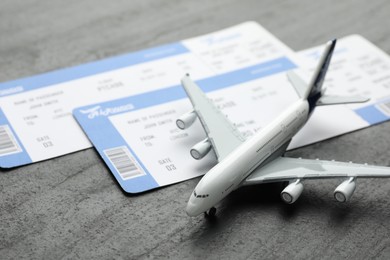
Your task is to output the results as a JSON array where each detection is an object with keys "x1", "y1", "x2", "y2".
[
  {"x1": 0, "y1": 21, "x2": 296, "y2": 168},
  {"x1": 73, "y1": 35, "x2": 390, "y2": 193}
]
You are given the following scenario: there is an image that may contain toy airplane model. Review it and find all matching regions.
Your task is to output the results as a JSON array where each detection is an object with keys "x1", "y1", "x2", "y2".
[{"x1": 176, "y1": 39, "x2": 390, "y2": 217}]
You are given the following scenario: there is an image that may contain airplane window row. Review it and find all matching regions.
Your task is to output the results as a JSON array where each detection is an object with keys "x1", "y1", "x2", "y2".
[{"x1": 193, "y1": 190, "x2": 209, "y2": 198}]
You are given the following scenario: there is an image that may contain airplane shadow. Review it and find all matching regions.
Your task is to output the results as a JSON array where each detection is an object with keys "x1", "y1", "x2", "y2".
[{"x1": 190, "y1": 182, "x2": 385, "y2": 240}]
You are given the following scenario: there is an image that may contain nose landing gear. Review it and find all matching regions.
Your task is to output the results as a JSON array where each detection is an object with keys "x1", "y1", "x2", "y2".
[{"x1": 204, "y1": 207, "x2": 217, "y2": 218}]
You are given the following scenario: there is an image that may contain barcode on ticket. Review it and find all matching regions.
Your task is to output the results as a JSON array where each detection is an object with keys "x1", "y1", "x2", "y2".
[
  {"x1": 104, "y1": 146, "x2": 145, "y2": 180},
  {"x1": 0, "y1": 125, "x2": 22, "y2": 156}
]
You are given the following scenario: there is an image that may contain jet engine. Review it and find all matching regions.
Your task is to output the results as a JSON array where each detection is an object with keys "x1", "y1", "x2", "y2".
[
  {"x1": 280, "y1": 180, "x2": 303, "y2": 204},
  {"x1": 176, "y1": 111, "x2": 197, "y2": 130},
  {"x1": 334, "y1": 177, "x2": 356, "y2": 202},
  {"x1": 190, "y1": 139, "x2": 212, "y2": 160}
]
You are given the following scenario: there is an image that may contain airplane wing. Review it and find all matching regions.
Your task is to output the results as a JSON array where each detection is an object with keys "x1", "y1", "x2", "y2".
[
  {"x1": 243, "y1": 157, "x2": 390, "y2": 185},
  {"x1": 180, "y1": 75, "x2": 245, "y2": 161}
]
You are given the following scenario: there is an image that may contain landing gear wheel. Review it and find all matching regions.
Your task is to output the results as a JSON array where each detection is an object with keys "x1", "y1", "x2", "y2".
[{"x1": 204, "y1": 207, "x2": 217, "y2": 218}]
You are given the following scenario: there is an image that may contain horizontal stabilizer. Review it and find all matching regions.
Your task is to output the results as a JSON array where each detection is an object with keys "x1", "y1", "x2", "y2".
[
  {"x1": 286, "y1": 71, "x2": 307, "y2": 98},
  {"x1": 317, "y1": 95, "x2": 369, "y2": 106},
  {"x1": 287, "y1": 69, "x2": 369, "y2": 106}
]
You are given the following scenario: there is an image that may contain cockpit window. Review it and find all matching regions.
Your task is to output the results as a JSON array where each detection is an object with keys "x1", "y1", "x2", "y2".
[{"x1": 193, "y1": 190, "x2": 209, "y2": 198}]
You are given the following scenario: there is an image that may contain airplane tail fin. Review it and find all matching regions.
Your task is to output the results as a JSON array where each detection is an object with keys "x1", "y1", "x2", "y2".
[
  {"x1": 287, "y1": 39, "x2": 368, "y2": 111},
  {"x1": 305, "y1": 39, "x2": 336, "y2": 109}
]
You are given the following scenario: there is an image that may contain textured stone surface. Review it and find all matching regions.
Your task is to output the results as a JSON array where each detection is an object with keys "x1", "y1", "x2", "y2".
[{"x1": 1, "y1": 0, "x2": 390, "y2": 259}]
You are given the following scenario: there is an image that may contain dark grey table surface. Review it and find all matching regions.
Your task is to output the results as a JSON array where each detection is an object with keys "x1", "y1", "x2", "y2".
[{"x1": 1, "y1": 1, "x2": 390, "y2": 259}]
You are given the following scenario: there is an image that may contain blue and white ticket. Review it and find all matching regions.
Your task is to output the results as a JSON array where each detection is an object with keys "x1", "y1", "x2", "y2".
[
  {"x1": 74, "y1": 35, "x2": 390, "y2": 193},
  {"x1": 0, "y1": 22, "x2": 295, "y2": 168}
]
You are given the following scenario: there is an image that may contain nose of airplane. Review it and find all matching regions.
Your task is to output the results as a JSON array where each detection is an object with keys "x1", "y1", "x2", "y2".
[{"x1": 186, "y1": 197, "x2": 197, "y2": 216}]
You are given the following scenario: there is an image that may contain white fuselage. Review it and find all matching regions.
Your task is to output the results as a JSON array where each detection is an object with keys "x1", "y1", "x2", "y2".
[{"x1": 186, "y1": 99, "x2": 310, "y2": 216}]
